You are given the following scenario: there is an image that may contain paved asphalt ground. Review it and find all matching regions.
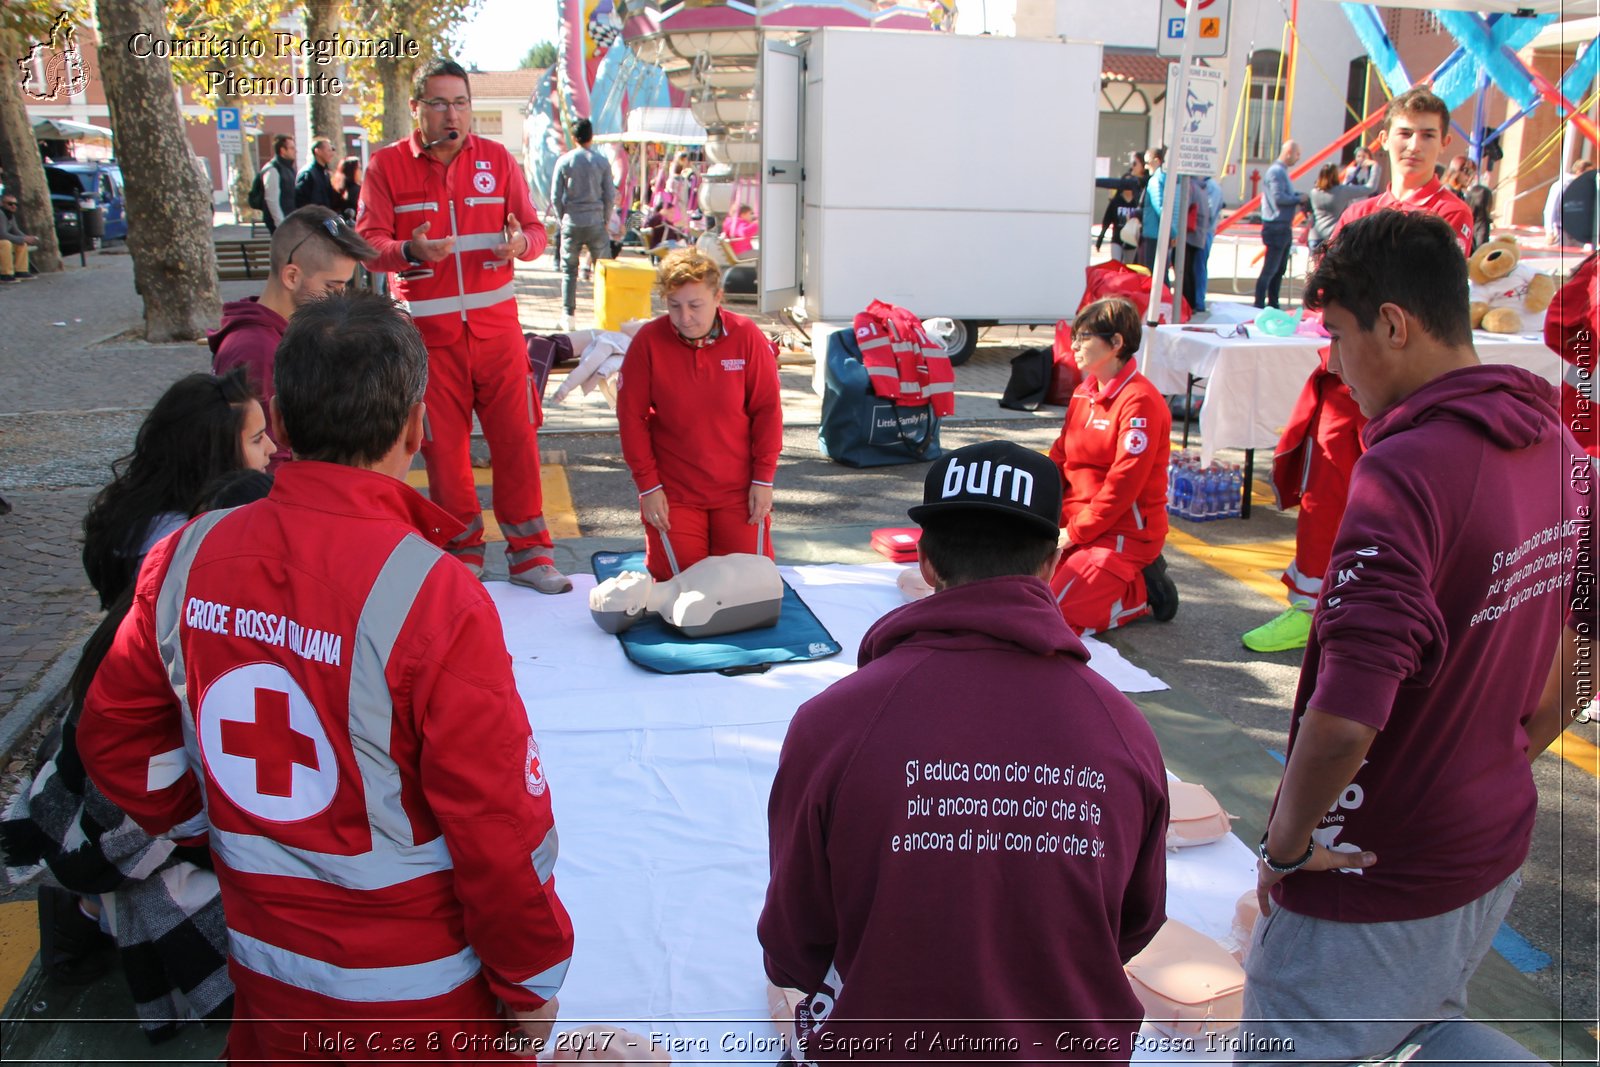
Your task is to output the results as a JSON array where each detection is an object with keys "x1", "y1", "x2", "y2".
[{"x1": 0, "y1": 224, "x2": 1594, "y2": 1062}]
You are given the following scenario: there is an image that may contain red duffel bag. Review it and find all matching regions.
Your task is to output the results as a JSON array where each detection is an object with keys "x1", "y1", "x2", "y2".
[
  {"x1": 1078, "y1": 260, "x2": 1190, "y2": 324},
  {"x1": 1049, "y1": 321, "x2": 1085, "y2": 405}
]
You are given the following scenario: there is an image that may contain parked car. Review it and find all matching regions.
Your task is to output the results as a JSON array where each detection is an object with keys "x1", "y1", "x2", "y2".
[{"x1": 46, "y1": 160, "x2": 126, "y2": 253}]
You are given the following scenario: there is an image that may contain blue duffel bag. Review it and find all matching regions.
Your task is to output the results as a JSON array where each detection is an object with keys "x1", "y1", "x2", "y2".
[{"x1": 818, "y1": 327, "x2": 943, "y2": 467}]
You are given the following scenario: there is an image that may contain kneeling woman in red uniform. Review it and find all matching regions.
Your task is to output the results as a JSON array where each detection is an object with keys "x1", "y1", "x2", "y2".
[
  {"x1": 618, "y1": 249, "x2": 783, "y2": 580},
  {"x1": 1049, "y1": 297, "x2": 1178, "y2": 633}
]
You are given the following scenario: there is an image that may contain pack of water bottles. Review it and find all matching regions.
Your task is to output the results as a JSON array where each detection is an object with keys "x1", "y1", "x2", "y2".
[{"x1": 1167, "y1": 452, "x2": 1244, "y2": 522}]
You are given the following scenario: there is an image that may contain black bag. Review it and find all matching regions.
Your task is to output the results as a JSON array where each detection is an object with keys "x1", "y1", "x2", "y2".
[
  {"x1": 819, "y1": 328, "x2": 942, "y2": 467},
  {"x1": 1000, "y1": 346, "x2": 1052, "y2": 411},
  {"x1": 246, "y1": 165, "x2": 268, "y2": 212}
]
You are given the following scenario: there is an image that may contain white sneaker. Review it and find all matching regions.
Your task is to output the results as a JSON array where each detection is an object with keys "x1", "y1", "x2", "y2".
[
  {"x1": 558, "y1": 313, "x2": 576, "y2": 332},
  {"x1": 510, "y1": 564, "x2": 573, "y2": 595}
]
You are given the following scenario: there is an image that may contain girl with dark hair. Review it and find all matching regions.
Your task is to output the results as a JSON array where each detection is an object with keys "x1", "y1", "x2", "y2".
[
  {"x1": 2, "y1": 469, "x2": 275, "y2": 1037},
  {"x1": 81, "y1": 365, "x2": 272, "y2": 608},
  {"x1": 333, "y1": 155, "x2": 362, "y2": 221}
]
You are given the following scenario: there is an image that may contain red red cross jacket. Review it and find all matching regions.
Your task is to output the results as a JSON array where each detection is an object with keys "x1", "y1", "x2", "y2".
[
  {"x1": 853, "y1": 300, "x2": 956, "y2": 417},
  {"x1": 79, "y1": 463, "x2": 574, "y2": 1034},
  {"x1": 1271, "y1": 180, "x2": 1473, "y2": 506},
  {"x1": 357, "y1": 131, "x2": 546, "y2": 347},
  {"x1": 1049, "y1": 359, "x2": 1171, "y2": 559}
]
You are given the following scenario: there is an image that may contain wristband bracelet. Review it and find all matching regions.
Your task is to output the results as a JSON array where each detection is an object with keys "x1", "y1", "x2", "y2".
[{"x1": 1258, "y1": 833, "x2": 1315, "y2": 873}]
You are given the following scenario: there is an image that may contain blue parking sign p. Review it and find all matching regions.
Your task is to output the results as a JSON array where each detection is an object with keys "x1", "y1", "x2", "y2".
[
  {"x1": 217, "y1": 107, "x2": 240, "y2": 130},
  {"x1": 1167, "y1": 17, "x2": 1186, "y2": 38}
]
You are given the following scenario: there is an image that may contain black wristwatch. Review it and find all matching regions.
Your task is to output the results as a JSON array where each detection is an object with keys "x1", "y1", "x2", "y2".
[
  {"x1": 1258, "y1": 832, "x2": 1315, "y2": 873},
  {"x1": 402, "y1": 240, "x2": 423, "y2": 267}
]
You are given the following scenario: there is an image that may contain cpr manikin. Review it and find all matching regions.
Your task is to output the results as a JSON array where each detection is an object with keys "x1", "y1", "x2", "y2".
[{"x1": 589, "y1": 553, "x2": 783, "y2": 638}]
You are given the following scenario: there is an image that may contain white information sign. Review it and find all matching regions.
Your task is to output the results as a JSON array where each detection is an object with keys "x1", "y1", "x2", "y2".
[
  {"x1": 1157, "y1": 0, "x2": 1231, "y2": 59},
  {"x1": 1165, "y1": 64, "x2": 1227, "y2": 176}
]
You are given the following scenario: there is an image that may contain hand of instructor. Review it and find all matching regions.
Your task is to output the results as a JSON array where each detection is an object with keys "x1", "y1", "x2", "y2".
[
  {"x1": 641, "y1": 488, "x2": 670, "y2": 533},
  {"x1": 748, "y1": 483, "x2": 773, "y2": 525},
  {"x1": 493, "y1": 213, "x2": 529, "y2": 263},
  {"x1": 408, "y1": 220, "x2": 455, "y2": 262}
]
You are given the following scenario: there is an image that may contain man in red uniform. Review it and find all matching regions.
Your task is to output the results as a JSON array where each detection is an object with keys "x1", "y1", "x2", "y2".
[
  {"x1": 80, "y1": 291, "x2": 574, "y2": 1061},
  {"x1": 1243, "y1": 87, "x2": 1471, "y2": 653},
  {"x1": 357, "y1": 59, "x2": 572, "y2": 594},
  {"x1": 1049, "y1": 297, "x2": 1178, "y2": 634},
  {"x1": 617, "y1": 250, "x2": 782, "y2": 580}
]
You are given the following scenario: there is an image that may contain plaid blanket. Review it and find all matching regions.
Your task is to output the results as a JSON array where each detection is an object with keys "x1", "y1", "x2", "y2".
[{"x1": 1, "y1": 717, "x2": 232, "y2": 1042}]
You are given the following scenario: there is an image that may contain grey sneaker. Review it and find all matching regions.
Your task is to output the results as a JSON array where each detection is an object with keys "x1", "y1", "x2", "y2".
[{"x1": 511, "y1": 564, "x2": 572, "y2": 595}]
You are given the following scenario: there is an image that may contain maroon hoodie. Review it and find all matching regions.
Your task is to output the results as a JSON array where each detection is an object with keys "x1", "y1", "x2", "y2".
[
  {"x1": 760, "y1": 576, "x2": 1168, "y2": 1062},
  {"x1": 208, "y1": 296, "x2": 289, "y2": 467},
  {"x1": 1276, "y1": 364, "x2": 1592, "y2": 923}
]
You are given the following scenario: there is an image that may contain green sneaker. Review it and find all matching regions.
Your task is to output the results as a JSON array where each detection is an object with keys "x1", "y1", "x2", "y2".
[{"x1": 1242, "y1": 606, "x2": 1312, "y2": 653}]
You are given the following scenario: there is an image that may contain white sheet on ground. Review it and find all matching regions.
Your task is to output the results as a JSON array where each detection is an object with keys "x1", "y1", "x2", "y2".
[{"x1": 486, "y1": 563, "x2": 1250, "y2": 1062}]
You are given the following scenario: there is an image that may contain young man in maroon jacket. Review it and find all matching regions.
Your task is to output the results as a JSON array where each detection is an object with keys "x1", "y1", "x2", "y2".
[
  {"x1": 760, "y1": 440, "x2": 1169, "y2": 1063},
  {"x1": 1244, "y1": 210, "x2": 1594, "y2": 1063},
  {"x1": 209, "y1": 206, "x2": 374, "y2": 470}
]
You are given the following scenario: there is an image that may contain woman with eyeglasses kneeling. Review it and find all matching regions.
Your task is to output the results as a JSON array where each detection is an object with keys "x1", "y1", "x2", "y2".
[
  {"x1": 1047, "y1": 297, "x2": 1179, "y2": 633},
  {"x1": 616, "y1": 249, "x2": 782, "y2": 580}
]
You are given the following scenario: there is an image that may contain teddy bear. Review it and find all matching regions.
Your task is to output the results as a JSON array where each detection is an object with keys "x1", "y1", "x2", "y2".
[{"x1": 1468, "y1": 235, "x2": 1556, "y2": 334}]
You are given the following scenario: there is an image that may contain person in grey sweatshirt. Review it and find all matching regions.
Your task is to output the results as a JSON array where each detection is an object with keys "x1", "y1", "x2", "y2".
[{"x1": 550, "y1": 117, "x2": 617, "y2": 329}]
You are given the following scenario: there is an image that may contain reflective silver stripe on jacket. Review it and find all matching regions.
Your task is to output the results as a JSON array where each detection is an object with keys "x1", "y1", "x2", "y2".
[
  {"x1": 454, "y1": 232, "x2": 505, "y2": 254},
  {"x1": 464, "y1": 196, "x2": 505, "y2": 207},
  {"x1": 530, "y1": 827, "x2": 558, "y2": 884},
  {"x1": 394, "y1": 201, "x2": 438, "y2": 214},
  {"x1": 229, "y1": 928, "x2": 479, "y2": 1003},
  {"x1": 153, "y1": 510, "x2": 237, "y2": 823},
  {"x1": 146, "y1": 747, "x2": 189, "y2": 791},
  {"x1": 515, "y1": 956, "x2": 572, "y2": 1000},
  {"x1": 404, "y1": 281, "x2": 516, "y2": 320}
]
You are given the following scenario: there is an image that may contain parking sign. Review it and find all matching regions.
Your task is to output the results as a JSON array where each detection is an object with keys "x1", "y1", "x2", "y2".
[
  {"x1": 1157, "y1": 0, "x2": 1230, "y2": 59},
  {"x1": 217, "y1": 106, "x2": 243, "y2": 153}
]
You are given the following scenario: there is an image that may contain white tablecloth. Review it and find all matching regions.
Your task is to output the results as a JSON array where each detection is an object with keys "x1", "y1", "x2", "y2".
[
  {"x1": 486, "y1": 564, "x2": 1254, "y2": 1062},
  {"x1": 1142, "y1": 326, "x2": 1563, "y2": 466}
]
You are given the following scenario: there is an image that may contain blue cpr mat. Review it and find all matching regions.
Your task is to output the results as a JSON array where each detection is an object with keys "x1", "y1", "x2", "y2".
[{"x1": 590, "y1": 551, "x2": 843, "y2": 676}]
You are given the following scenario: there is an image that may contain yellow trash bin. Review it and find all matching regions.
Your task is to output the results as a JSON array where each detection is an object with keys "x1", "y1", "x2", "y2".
[{"x1": 593, "y1": 259, "x2": 657, "y2": 331}]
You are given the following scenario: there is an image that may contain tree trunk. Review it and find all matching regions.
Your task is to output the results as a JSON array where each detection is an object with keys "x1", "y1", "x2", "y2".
[
  {"x1": 0, "y1": 27, "x2": 65, "y2": 273},
  {"x1": 375, "y1": 53, "x2": 417, "y2": 147},
  {"x1": 95, "y1": 0, "x2": 221, "y2": 341},
  {"x1": 305, "y1": 0, "x2": 344, "y2": 147}
]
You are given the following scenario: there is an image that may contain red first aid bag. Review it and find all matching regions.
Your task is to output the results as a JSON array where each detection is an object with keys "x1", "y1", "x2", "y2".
[
  {"x1": 1049, "y1": 321, "x2": 1086, "y2": 405},
  {"x1": 1078, "y1": 260, "x2": 1190, "y2": 324}
]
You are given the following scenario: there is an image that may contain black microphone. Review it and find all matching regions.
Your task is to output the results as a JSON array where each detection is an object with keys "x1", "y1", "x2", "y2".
[{"x1": 421, "y1": 130, "x2": 459, "y2": 150}]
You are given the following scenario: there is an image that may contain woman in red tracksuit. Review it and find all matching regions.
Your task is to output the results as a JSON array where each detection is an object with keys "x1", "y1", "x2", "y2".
[
  {"x1": 617, "y1": 249, "x2": 783, "y2": 580},
  {"x1": 1049, "y1": 297, "x2": 1178, "y2": 634}
]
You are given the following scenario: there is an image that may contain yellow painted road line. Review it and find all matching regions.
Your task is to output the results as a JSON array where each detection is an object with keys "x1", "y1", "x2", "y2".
[
  {"x1": 1165, "y1": 527, "x2": 1296, "y2": 607},
  {"x1": 0, "y1": 900, "x2": 39, "y2": 1007},
  {"x1": 540, "y1": 462, "x2": 581, "y2": 541},
  {"x1": 1548, "y1": 730, "x2": 1600, "y2": 777},
  {"x1": 405, "y1": 467, "x2": 493, "y2": 488},
  {"x1": 407, "y1": 464, "x2": 581, "y2": 542}
]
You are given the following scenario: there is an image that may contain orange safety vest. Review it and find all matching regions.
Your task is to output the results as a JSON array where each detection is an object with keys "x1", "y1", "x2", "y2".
[{"x1": 853, "y1": 300, "x2": 956, "y2": 417}]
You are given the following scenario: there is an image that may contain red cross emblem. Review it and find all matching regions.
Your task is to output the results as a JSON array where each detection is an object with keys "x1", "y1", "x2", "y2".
[
  {"x1": 199, "y1": 663, "x2": 337, "y2": 822},
  {"x1": 221, "y1": 688, "x2": 321, "y2": 798}
]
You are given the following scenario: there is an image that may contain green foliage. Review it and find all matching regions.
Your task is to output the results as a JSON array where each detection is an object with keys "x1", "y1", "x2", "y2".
[{"x1": 520, "y1": 41, "x2": 556, "y2": 70}]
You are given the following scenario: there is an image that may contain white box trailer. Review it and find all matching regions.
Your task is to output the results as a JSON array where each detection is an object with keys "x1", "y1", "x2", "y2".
[{"x1": 759, "y1": 28, "x2": 1105, "y2": 364}]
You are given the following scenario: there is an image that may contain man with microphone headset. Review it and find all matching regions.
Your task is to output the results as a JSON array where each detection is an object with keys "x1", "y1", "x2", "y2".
[{"x1": 358, "y1": 58, "x2": 573, "y2": 594}]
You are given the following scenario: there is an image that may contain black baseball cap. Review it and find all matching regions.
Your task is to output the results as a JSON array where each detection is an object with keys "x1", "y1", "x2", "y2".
[{"x1": 908, "y1": 441, "x2": 1063, "y2": 537}]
